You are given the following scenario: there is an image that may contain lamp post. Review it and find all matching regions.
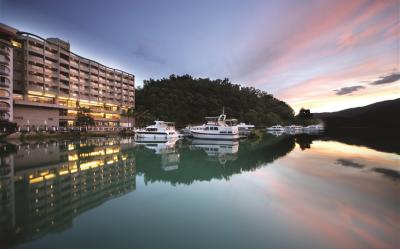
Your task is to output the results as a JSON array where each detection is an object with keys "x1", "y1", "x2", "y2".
[{"x1": 27, "y1": 119, "x2": 30, "y2": 132}]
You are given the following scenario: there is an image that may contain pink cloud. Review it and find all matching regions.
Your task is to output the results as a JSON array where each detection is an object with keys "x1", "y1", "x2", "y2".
[
  {"x1": 236, "y1": 1, "x2": 397, "y2": 113},
  {"x1": 241, "y1": 0, "x2": 369, "y2": 84}
]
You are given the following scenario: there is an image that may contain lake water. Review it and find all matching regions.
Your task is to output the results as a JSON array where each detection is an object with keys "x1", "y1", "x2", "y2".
[{"x1": 0, "y1": 133, "x2": 399, "y2": 249}]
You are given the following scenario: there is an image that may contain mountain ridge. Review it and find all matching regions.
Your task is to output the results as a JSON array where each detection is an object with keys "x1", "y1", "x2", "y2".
[{"x1": 314, "y1": 98, "x2": 400, "y2": 128}]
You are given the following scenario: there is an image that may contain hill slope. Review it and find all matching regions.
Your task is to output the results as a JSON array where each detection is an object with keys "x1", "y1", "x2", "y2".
[
  {"x1": 135, "y1": 75, "x2": 295, "y2": 127},
  {"x1": 314, "y1": 98, "x2": 400, "y2": 128}
]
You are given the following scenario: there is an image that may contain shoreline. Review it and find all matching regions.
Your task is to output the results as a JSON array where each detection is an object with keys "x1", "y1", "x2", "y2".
[{"x1": 1, "y1": 130, "x2": 135, "y2": 141}]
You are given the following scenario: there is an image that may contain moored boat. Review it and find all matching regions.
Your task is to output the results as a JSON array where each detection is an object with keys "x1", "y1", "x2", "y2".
[
  {"x1": 135, "y1": 121, "x2": 179, "y2": 141},
  {"x1": 237, "y1": 122, "x2": 255, "y2": 131},
  {"x1": 190, "y1": 111, "x2": 239, "y2": 140}
]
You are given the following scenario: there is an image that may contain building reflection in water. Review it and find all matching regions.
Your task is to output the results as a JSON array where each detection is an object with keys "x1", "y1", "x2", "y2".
[{"x1": 0, "y1": 137, "x2": 136, "y2": 248}]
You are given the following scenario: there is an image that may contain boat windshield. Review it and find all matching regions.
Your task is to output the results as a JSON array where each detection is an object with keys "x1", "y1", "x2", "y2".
[
  {"x1": 226, "y1": 119, "x2": 238, "y2": 126},
  {"x1": 146, "y1": 128, "x2": 157, "y2": 131}
]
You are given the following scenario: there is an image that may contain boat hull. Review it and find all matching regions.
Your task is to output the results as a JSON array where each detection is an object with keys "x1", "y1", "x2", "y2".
[
  {"x1": 135, "y1": 132, "x2": 179, "y2": 141},
  {"x1": 191, "y1": 131, "x2": 239, "y2": 140}
]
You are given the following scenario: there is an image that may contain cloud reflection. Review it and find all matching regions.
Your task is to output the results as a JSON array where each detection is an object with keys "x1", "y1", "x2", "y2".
[{"x1": 250, "y1": 141, "x2": 400, "y2": 249}]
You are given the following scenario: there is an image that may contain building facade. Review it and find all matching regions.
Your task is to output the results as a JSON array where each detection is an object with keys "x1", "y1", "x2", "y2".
[{"x1": 0, "y1": 23, "x2": 135, "y2": 129}]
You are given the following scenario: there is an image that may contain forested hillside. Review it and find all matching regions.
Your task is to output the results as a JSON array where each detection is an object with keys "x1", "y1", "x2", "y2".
[{"x1": 135, "y1": 75, "x2": 295, "y2": 127}]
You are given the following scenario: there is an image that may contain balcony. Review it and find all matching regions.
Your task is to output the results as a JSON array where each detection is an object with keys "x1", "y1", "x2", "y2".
[
  {"x1": 70, "y1": 68, "x2": 79, "y2": 75},
  {"x1": 80, "y1": 65, "x2": 89, "y2": 72},
  {"x1": 0, "y1": 54, "x2": 10, "y2": 64},
  {"x1": 60, "y1": 74, "x2": 69, "y2": 81},
  {"x1": 44, "y1": 50, "x2": 57, "y2": 59},
  {"x1": 0, "y1": 45, "x2": 10, "y2": 55},
  {"x1": 70, "y1": 61, "x2": 79, "y2": 68},
  {"x1": 0, "y1": 65, "x2": 10, "y2": 76},
  {"x1": 28, "y1": 64, "x2": 44, "y2": 73},
  {"x1": 29, "y1": 56, "x2": 44, "y2": 65},
  {"x1": 60, "y1": 57, "x2": 69, "y2": 65},
  {"x1": 0, "y1": 103, "x2": 10, "y2": 112},
  {"x1": 70, "y1": 77, "x2": 78, "y2": 84},
  {"x1": 44, "y1": 77, "x2": 57, "y2": 84},
  {"x1": 0, "y1": 89, "x2": 10, "y2": 99},
  {"x1": 29, "y1": 45, "x2": 44, "y2": 54},
  {"x1": 0, "y1": 112, "x2": 10, "y2": 120},
  {"x1": 71, "y1": 85, "x2": 79, "y2": 91},
  {"x1": 60, "y1": 83, "x2": 69, "y2": 90},
  {"x1": 29, "y1": 75, "x2": 45, "y2": 83},
  {"x1": 79, "y1": 95, "x2": 90, "y2": 102},
  {"x1": 44, "y1": 60, "x2": 58, "y2": 68},
  {"x1": 44, "y1": 68, "x2": 58, "y2": 77},
  {"x1": 0, "y1": 76, "x2": 11, "y2": 87}
]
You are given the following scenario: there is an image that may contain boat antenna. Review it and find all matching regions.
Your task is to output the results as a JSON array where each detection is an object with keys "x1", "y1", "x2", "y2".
[{"x1": 222, "y1": 106, "x2": 225, "y2": 115}]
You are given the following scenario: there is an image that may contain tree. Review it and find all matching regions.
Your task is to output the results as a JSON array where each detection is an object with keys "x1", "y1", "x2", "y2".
[
  {"x1": 75, "y1": 107, "x2": 95, "y2": 127},
  {"x1": 295, "y1": 108, "x2": 319, "y2": 126},
  {"x1": 297, "y1": 108, "x2": 313, "y2": 119},
  {"x1": 132, "y1": 106, "x2": 154, "y2": 128},
  {"x1": 135, "y1": 74, "x2": 295, "y2": 127},
  {"x1": 121, "y1": 107, "x2": 135, "y2": 128}
]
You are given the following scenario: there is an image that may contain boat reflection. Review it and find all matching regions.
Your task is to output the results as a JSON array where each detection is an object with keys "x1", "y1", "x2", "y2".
[
  {"x1": 190, "y1": 139, "x2": 239, "y2": 165},
  {"x1": 0, "y1": 138, "x2": 136, "y2": 248},
  {"x1": 135, "y1": 135, "x2": 296, "y2": 185},
  {"x1": 135, "y1": 137, "x2": 180, "y2": 171},
  {"x1": 267, "y1": 130, "x2": 285, "y2": 136}
]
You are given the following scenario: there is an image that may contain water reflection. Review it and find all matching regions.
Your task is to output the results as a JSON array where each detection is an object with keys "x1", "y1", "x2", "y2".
[
  {"x1": 263, "y1": 139, "x2": 400, "y2": 249},
  {"x1": 0, "y1": 133, "x2": 398, "y2": 249},
  {"x1": 0, "y1": 138, "x2": 136, "y2": 248},
  {"x1": 135, "y1": 138, "x2": 180, "y2": 171},
  {"x1": 135, "y1": 135, "x2": 295, "y2": 185},
  {"x1": 190, "y1": 139, "x2": 239, "y2": 165}
]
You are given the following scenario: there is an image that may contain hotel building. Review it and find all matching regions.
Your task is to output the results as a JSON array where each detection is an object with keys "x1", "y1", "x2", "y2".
[{"x1": 0, "y1": 23, "x2": 135, "y2": 128}]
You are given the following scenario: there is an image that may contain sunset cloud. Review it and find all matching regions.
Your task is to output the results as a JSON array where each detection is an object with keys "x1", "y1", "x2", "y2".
[
  {"x1": 334, "y1": 85, "x2": 366, "y2": 95},
  {"x1": 370, "y1": 73, "x2": 400, "y2": 85},
  {"x1": 237, "y1": 0, "x2": 399, "y2": 112},
  {"x1": 1, "y1": 0, "x2": 398, "y2": 112}
]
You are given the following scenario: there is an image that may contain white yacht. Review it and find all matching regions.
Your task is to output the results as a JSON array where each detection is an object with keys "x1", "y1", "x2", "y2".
[
  {"x1": 237, "y1": 122, "x2": 255, "y2": 133},
  {"x1": 135, "y1": 121, "x2": 179, "y2": 141},
  {"x1": 266, "y1": 125, "x2": 285, "y2": 131},
  {"x1": 190, "y1": 111, "x2": 239, "y2": 140}
]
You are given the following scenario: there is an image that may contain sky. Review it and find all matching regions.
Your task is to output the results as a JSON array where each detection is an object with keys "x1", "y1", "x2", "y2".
[{"x1": 0, "y1": 0, "x2": 399, "y2": 112}]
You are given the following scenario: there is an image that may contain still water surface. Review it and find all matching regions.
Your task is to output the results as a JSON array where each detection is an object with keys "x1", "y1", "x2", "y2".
[{"x1": 0, "y1": 134, "x2": 399, "y2": 249}]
